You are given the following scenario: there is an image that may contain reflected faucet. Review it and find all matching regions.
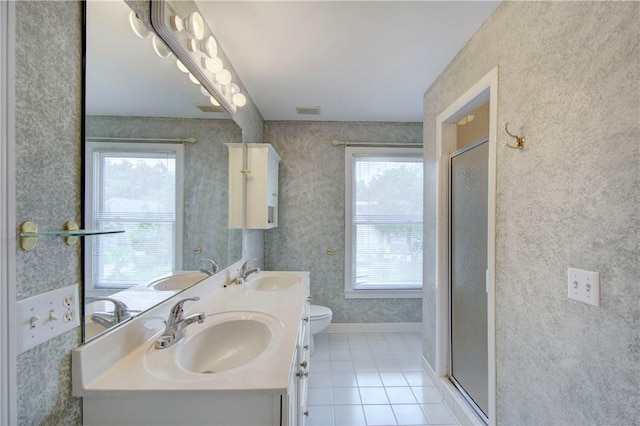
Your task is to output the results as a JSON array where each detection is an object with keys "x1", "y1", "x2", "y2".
[
  {"x1": 226, "y1": 259, "x2": 260, "y2": 287},
  {"x1": 155, "y1": 297, "x2": 206, "y2": 349},
  {"x1": 200, "y1": 258, "x2": 220, "y2": 276},
  {"x1": 90, "y1": 297, "x2": 131, "y2": 328}
]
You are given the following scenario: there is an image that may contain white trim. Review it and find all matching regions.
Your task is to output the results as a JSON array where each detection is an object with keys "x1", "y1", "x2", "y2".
[
  {"x1": 344, "y1": 289, "x2": 422, "y2": 299},
  {"x1": 344, "y1": 146, "x2": 424, "y2": 299},
  {"x1": 434, "y1": 67, "x2": 498, "y2": 425},
  {"x1": 325, "y1": 322, "x2": 422, "y2": 334},
  {"x1": 84, "y1": 142, "x2": 185, "y2": 293},
  {"x1": 0, "y1": 1, "x2": 16, "y2": 424},
  {"x1": 422, "y1": 357, "x2": 484, "y2": 426}
]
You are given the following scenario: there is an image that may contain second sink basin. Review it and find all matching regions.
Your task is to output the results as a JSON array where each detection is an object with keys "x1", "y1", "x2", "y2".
[
  {"x1": 147, "y1": 271, "x2": 208, "y2": 291},
  {"x1": 244, "y1": 271, "x2": 301, "y2": 291},
  {"x1": 144, "y1": 311, "x2": 285, "y2": 382}
]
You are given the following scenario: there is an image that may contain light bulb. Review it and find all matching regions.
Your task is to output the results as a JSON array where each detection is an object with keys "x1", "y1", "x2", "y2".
[
  {"x1": 170, "y1": 15, "x2": 184, "y2": 32},
  {"x1": 200, "y1": 87, "x2": 211, "y2": 97},
  {"x1": 187, "y1": 39, "x2": 198, "y2": 53},
  {"x1": 129, "y1": 12, "x2": 149, "y2": 38},
  {"x1": 209, "y1": 96, "x2": 220, "y2": 106},
  {"x1": 202, "y1": 36, "x2": 217, "y2": 58},
  {"x1": 188, "y1": 73, "x2": 200, "y2": 85},
  {"x1": 152, "y1": 35, "x2": 172, "y2": 58},
  {"x1": 202, "y1": 57, "x2": 223, "y2": 74},
  {"x1": 216, "y1": 69, "x2": 232, "y2": 85},
  {"x1": 233, "y1": 93, "x2": 247, "y2": 107},
  {"x1": 226, "y1": 83, "x2": 240, "y2": 96},
  {"x1": 176, "y1": 59, "x2": 189, "y2": 73},
  {"x1": 185, "y1": 12, "x2": 204, "y2": 40}
]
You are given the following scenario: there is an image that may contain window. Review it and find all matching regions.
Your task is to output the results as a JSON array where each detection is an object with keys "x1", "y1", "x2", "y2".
[
  {"x1": 85, "y1": 142, "x2": 184, "y2": 294},
  {"x1": 345, "y1": 147, "x2": 423, "y2": 298}
]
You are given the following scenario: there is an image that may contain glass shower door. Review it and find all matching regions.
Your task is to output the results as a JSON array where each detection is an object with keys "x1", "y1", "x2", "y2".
[{"x1": 449, "y1": 139, "x2": 489, "y2": 418}]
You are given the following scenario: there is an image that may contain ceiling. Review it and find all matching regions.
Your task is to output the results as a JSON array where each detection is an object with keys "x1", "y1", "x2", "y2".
[
  {"x1": 86, "y1": 1, "x2": 500, "y2": 123},
  {"x1": 196, "y1": 1, "x2": 500, "y2": 122}
]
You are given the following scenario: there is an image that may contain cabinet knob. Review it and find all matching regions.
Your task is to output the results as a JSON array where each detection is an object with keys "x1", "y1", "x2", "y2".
[
  {"x1": 296, "y1": 369, "x2": 309, "y2": 379},
  {"x1": 303, "y1": 344, "x2": 309, "y2": 350},
  {"x1": 307, "y1": 296, "x2": 313, "y2": 302},
  {"x1": 303, "y1": 317, "x2": 309, "y2": 322},
  {"x1": 300, "y1": 361, "x2": 307, "y2": 368},
  {"x1": 304, "y1": 411, "x2": 309, "y2": 417},
  {"x1": 240, "y1": 169, "x2": 251, "y2": 175}
]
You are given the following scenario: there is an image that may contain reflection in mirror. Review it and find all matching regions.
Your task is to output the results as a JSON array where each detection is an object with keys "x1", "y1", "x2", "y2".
[{"x1": 84, "y1": 0, "x2": 243, "y2": 341}]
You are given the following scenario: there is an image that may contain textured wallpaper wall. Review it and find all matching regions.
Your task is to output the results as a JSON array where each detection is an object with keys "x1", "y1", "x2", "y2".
[
  {"x1": 85, "y1": 115, "x2": 244, "y2": 271},
  {"x1": 14, "y1": 1, "x2": 83, "y2": 424},
  {"x1": 264, "y1": 121, "x2": 423, "y2": 323},
  {"x1": 422, "y1": 2, "x2": 639, "y2": 424},
  {"x1": 12, "y1": 2, "x2": 264, "y2": 424}
]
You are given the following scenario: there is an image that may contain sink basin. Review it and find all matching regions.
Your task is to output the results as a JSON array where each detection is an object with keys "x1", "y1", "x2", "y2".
[
  {"x1": 147, "y1": 271, "x2": 208, "y2": 291},
  {"x1": 144, "y1": 311, "x2": 285, "y2": 382},
  {"x1": 244, "y1": 272, "x2": 301, "y2": 291}
]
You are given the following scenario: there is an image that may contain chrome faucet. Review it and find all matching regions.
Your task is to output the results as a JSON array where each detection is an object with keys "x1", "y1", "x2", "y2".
[
  {"x1": 90, "y1": 297, "x2": 131, "y2": 328},
  {"x1": 227, "y1": 259, "x2": 260, "y2": 286},
  {"x1": 200, "y1": 258, "x2": 220, "y2": 276},
  {"x1": 155, "y1": 297, "x2": 206, "y2": 349}
]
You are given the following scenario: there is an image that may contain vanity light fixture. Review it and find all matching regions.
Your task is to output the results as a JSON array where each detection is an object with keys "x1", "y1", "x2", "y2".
[
  {"x1": 129, "y1": 12, "x2": 150, "y2": 38},
  {"x1": 151, "y1": 1, "x2": 247, "y2": 112}
]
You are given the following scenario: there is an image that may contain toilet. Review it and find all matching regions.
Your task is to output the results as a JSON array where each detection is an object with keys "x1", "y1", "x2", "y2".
[{"x1": 309, "y1": 304, "x2": 332, "y2": 355}]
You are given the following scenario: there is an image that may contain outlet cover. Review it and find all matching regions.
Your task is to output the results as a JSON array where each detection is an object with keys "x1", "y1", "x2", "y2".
[
  {"x1": 567, "y1": 267, "x2": 600, "y2": 307},
  {"x1": 17, "y1": 284, "x2": 80, "y2": 354}
]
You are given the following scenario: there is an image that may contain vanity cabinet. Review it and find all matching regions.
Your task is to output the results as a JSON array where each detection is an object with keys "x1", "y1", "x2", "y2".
[{"x1": 228, "y1": 143, "x2": 281, "y2": 229}]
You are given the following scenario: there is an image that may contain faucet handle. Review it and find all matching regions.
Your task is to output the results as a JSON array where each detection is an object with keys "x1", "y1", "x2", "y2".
[
  {"x1": 91, "y1": 297, "x2": 131, "y2": 322},
  {"x1": 168, "y1": 297, "x2": 200, "y2": 323},
  {"x1": 206, "y1": 258, "x2": 220, "y2": 273}
]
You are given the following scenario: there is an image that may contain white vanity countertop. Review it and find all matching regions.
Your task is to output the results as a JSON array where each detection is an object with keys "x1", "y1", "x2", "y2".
[{"x1": 73, "y1": 269, "x2": 309, "y2": 397}]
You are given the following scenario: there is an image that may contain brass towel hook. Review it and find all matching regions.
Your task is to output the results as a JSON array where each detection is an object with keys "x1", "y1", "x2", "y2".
[{"x1": 503, "y1": 122, "x2": 525, "y2": 150}]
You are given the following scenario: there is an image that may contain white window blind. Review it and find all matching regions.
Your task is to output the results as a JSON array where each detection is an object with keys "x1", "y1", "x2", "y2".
[
  {"x1": 85, "y1": 143, "x2": 183, "y2": 290},
  {"x1": 345, "y1": 147, "x2": 423, "y2": 297}
]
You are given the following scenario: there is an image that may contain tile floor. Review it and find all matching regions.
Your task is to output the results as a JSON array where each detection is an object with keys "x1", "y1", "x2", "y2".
[{"x1": 306, "y1": 332, "x2": 460, "y2": 426}]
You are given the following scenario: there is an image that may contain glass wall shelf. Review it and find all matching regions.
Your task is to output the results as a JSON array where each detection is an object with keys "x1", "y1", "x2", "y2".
[{"x1": 19, "y1": 221, "x2": 125, "y2": 251}]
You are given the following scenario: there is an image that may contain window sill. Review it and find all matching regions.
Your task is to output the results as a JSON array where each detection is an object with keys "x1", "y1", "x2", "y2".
[{"x1": 344, "y1": 289, "x2": 423, "y2": 299}]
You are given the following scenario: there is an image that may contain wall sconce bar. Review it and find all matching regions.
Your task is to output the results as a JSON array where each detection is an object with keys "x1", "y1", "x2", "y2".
[
  {"x1": 150, "y1": 0, "x2": 243, "y2": 114},
  {"x1": 19, "y1": 221, "x2": 125, "y2": 251}
]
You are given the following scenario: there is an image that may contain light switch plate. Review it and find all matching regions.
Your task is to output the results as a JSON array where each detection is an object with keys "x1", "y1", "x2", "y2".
[
  {"x1": 567, "y1": 267, "x2": 600, "y2": 307},
  {"x1": 17, "y1": 284, "x2": 80, "y2": 354}
]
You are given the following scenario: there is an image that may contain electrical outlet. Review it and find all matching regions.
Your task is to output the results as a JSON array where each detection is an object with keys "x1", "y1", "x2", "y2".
[
  {"x1": 568, "y1": 267, "x2": 600, "y2": 307},
  {"x1": 17, "y1": 284, "x2": 80, "y2": 354},
  {"x1": 62, "y1": 294, "x2": 74, "y2": 308}
]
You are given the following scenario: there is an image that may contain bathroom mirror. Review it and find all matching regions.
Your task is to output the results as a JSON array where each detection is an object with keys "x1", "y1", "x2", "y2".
[{"x1": 83, "y1": 0, "x2": 243, "y2": 341}]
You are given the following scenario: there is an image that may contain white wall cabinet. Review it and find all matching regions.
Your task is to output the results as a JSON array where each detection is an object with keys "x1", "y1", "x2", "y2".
[{"x1": 228, "y1": 143, "x2": 281, "y2": 229}]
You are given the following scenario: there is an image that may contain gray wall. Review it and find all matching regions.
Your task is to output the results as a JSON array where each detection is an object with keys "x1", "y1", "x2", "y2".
[
  {"x1": 422, "y1": 2, "x2": 639, "y2": 424},
  {"x1": 12, "y1": 2, "x2": 264, "y2": 424},
  {"x1": 85, "y1": 115, "x2": 243, "y2": 271},
  {"x1": 264, "y1": 121, "x2": 423, "y2": 323},
  {"x1": 14, "y1": 1, "x2": 83, "y2": 424}
]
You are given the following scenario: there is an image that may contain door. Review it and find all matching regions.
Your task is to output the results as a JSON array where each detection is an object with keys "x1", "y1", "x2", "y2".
[{"x1": 449, "y1": 138, "x2": 489, "y2": 418}]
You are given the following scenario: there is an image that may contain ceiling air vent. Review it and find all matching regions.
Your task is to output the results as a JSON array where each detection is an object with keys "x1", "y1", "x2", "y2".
[
  {"x1": 296, "y1": 106, "x2": 321, "y2": 115},
  {"x1": 195, "y1": 104, "x2": 226, "y2": 113}
]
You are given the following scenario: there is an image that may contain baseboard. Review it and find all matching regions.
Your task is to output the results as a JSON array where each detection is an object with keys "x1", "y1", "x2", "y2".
[
  {"x1": 324, "y1": 322, "x2": 422, "y2": 333},
  {"x1": 421, "y1": 357, "x2": 484, "y2": 426}
]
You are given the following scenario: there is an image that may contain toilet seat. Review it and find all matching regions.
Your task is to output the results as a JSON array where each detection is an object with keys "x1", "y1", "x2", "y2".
[{"x1": 310, "y1": 305, "x2": 332, "y2": 320}]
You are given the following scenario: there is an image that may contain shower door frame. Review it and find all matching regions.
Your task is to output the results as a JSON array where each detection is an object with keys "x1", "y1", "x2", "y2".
[{"x1": 433, "y1": 67, "x2": 497, "y2": 426}]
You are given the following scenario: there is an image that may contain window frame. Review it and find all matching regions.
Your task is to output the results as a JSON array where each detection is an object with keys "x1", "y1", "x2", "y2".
[
  {"x1": 84, "y1": 141, "x2": 185, "y2": 296},
  {"x1": 344, "y1": 146, "x2": 423, "y2": 299}
]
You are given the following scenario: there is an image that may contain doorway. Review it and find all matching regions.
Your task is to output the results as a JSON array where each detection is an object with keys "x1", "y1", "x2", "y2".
[{"x1": 433, "y1": 67, "x2": 497, "y2": 425}]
